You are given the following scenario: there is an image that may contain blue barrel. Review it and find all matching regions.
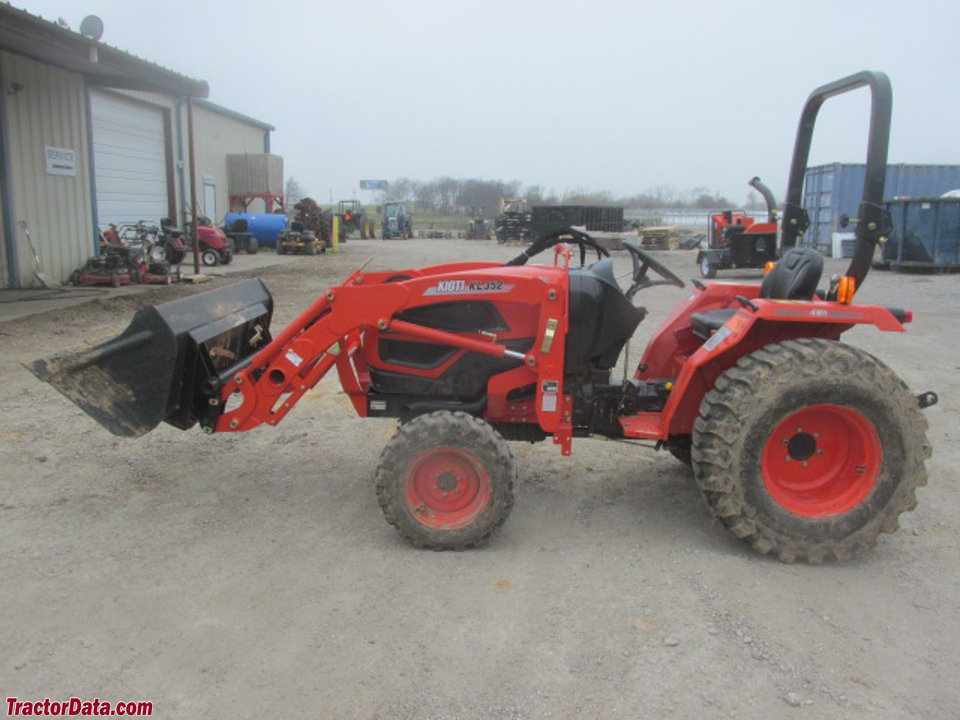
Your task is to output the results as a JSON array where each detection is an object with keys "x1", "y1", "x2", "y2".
[{"x1": 223, "y1": 213, "x2": 289, "y2": 248}]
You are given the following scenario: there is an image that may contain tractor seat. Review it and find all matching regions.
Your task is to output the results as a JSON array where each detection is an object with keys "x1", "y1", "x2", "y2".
[
  {"x1": 691, "y1": 247, "x2": 824, "y2": 339},
  {"x1": 690, "y1": 308, "x2": 737, "y2": 338}
]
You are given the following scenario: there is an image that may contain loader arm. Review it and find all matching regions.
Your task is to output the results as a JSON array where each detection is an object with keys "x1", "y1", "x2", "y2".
[{"x1": 212, "y1": 259, "x2": 574, "y2": 449}]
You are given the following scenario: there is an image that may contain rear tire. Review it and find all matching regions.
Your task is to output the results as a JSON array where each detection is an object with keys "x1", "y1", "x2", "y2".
[
  {"x1": 692, "y1": 338, "x2": 930, "y2": 563},
  {"x1": 376, "y1": 411, "x2": 516, "y2": 550}
]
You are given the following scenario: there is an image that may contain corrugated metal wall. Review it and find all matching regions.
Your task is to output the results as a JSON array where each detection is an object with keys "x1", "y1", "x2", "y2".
[
  {"x1": 0, "y1": 50, "x2": 93, "y2": 288},
  {"x1": 193, "y1": 105, "x2": 267, "y2": 222},
  {"x1": 226, "y1": 154, "x2": 283, "y2": 195},
  {"x1": 803, "y1": 163, "x2": 960, "y2": 255}
]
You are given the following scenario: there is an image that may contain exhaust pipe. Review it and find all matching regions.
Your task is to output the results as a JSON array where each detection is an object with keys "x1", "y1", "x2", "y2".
[
  {"x1": 28, "y1": 279, "x2": 273, "y2": 437},
  {"x1": 748, "y1": 177, "x2": 778, "y2": 223}
]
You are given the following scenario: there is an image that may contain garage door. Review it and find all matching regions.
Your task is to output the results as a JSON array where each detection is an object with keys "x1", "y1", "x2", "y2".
[{"x1": 90, "y1": 90, "x2": 170, "y2": 227}]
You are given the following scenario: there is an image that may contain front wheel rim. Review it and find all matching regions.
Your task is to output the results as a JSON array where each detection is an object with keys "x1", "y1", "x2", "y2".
[
  {"x1": 761, "y1": 404, "x2": 882, "y2": 517},
  {"x1": 404, "y1": 447, "x2": 491, "y2": 530}
]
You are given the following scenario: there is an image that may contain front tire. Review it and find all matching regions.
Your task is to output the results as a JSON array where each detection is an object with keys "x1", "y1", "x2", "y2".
[
  {"x1": 376, "y1": 411, "x2": 516, "y2": 550},
  {"x1": 692, "y1": 338, "x2": 930, "y2": 563},
  {"x1": 201, "y1": 249, "x2": 219, "y2": 267}
]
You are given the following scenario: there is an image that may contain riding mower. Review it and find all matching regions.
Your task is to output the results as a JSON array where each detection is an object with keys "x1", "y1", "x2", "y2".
[
  {"x1": 29, "y1": 72, "x2": 936, "y2": 563},
  {"x1": 154, "y1": 216, "x2": 234, "y2": 267},
  {"x1": 696, "y1": 177, "x2": 779, "y2": 278},
  {"x1": 277, "y1": 221, "x2": 321, "y2": 255}
]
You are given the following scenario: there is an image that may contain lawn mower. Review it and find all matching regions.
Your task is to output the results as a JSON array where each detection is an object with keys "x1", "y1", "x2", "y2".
[
  {"x1": 72, "y1": 224, "x2": 179, "y2": 286},
  {"x1": 277, "y1": 222, "x2": 321, "y2": 255},
  {"x1": 30, "y1": 72, "x2": 936, "y2": 563},
  {"x1": 696, "y1": 177, "x2": 779, "y2": 278}
]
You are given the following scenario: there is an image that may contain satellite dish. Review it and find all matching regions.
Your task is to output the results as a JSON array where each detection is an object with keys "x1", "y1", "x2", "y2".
[{"x1": 79, "y1": 15, "x2": 104, "y2": 41}]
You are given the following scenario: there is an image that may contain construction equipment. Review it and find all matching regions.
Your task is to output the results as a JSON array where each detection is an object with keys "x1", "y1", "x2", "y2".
[
  {"x1": 494, "y1": 198, "x2": 532, "y2": 244},
  {"x1": 696, "y1": 177, "x2": 779, "y2": 278},
  {"x1": 30, "y1": 72, "x2": 936, "y2": 564},
  {"x1": 381, "y1": 202, "x2": 413, "y2": 239}
]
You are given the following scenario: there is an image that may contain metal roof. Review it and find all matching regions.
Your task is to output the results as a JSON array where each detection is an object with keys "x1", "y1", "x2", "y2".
[{"x1": 0, "y1": 3, "x2": 208, "y2": 97}]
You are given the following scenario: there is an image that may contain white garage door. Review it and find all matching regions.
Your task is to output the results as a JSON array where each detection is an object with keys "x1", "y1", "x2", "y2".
[{"x1": 91, "y1": 90, "x2": 170, "y2": 227}]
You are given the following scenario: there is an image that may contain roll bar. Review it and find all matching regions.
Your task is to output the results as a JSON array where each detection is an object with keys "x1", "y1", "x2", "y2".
[{"x1": 780, "y1": 70, "x2": 892, "y2": 288}]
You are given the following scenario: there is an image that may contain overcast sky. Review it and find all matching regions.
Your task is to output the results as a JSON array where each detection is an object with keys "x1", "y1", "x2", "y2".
[{"x1": 15, "y1": 0, "x2": 960, "y2": 207}]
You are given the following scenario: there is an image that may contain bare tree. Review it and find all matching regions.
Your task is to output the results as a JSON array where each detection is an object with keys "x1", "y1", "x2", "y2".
[{"x1": 285, "y1": 177, "x2": 306, "y2": 207}]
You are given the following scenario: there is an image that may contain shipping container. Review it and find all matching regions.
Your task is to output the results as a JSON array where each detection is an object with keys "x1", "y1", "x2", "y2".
[
  {"x1": 880, "y1": 197, "x2": 960, "y2": 270},
  {"x1": 531, "y1": 205, "x2": 624, "y2": 237},
  {"x1": 802, "y1": 163, "x2": 960, "y2": 255}
]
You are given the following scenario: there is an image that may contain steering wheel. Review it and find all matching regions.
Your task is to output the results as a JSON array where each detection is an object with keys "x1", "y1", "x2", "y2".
[
  {"x1": 622, "y1": 240, "x2": 685, "y2": 299},
  {"x1": 505, "y1": 227, "x2": 610, "y2": 267}
]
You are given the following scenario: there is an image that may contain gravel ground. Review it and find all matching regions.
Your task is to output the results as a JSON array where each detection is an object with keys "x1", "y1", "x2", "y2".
[{"x1": 0, "y1": 238, "x2": 957, "y2": 719}]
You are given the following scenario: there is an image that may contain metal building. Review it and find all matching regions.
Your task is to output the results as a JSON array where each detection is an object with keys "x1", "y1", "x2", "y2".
[
  {"x1": 192, "y1": 99, "x2": 275, "y2": 222},
  {"x1": 0, "y1": 5, "x2": 277, "y2": 288}
]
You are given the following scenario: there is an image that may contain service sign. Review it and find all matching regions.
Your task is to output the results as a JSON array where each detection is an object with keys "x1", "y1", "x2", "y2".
[
  {"x1": 359, "y1": 180, "x2": 388, "y2": 190},
  {"x1": 45, "y1": 146, "x2": 77, "y2": 177}
]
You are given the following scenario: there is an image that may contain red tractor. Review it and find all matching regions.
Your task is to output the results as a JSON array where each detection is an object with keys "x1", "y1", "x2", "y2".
[{"x1": 31, "y1": 72, "x2": 936, "y2": 563}]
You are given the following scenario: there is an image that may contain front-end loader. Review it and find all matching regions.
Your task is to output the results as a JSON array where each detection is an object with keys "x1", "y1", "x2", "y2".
[{"x1": 29, "y1": 72, "x2": 936, "y2": 563}]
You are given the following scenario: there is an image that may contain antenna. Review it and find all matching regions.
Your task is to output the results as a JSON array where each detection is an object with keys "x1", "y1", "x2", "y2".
[{"x1": 79, "y1": 15, "x2": 104, "y2": 41}]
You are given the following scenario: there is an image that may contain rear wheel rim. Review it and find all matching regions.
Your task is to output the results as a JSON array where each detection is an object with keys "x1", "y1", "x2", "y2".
[
  {"x1": 404, "y1": 447, "x2": 491, "y2": 530},
  {"x1": 762, "y1": 404, "x2": 881, "y2": 517}
]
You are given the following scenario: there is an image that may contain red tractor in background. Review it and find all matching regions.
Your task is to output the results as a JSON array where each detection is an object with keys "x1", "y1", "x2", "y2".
[
  {"x1": 697, "y1": 176, "x2": 779, "y2": 278},
  {"x1": 31, "y1": 72, "x2": 936, "y2": 564}
]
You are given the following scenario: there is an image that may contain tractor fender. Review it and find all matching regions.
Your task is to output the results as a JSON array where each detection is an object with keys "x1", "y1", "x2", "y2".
[{"x1": 659, "y1": 300, "x2": 910, "y2": 437}]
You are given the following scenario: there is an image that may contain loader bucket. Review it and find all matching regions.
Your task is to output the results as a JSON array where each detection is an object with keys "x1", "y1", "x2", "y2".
[{"x1": 28, "y1": 279, "x2": 273, "y2": 438}]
